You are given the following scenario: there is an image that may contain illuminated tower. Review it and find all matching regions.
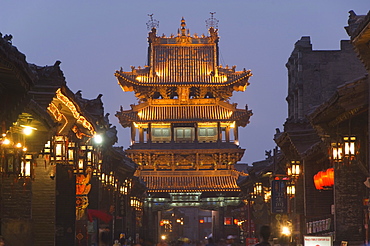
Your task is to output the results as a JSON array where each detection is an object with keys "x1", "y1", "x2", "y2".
[{"x1": 115, "y1": 14, "x2": 252, "y2": 242}]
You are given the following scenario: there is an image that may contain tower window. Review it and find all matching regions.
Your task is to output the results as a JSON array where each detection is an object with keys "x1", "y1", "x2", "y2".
[
  {"x1": 152, "y1": 128, "x2": 171, "y2": 142},
  {"x1": 175, "y1": 127, "x2": 194, "y2": 142}
]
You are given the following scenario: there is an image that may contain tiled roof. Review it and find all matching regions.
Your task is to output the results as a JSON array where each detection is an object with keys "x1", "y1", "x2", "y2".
[
  {"x1": 116, "y1": 103, "x2": 252, "y2": 126},
  {"x1": 138, "y1": 170, "x2": 242, "y2": 193},
  {"x1": 115, "y1": 70, "x2": 251, "y2": 87}
]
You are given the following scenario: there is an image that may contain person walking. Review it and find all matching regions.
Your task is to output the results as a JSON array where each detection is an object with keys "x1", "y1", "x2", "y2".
[
  {"x1": 255, "y1": 225, "x2": 271, "y2": 246},
  {"x1": 206, "y1": 237, "x2": 215, "y2": 246},
  {"x1": 157, "y1": 239, "x2": 169, "y2": 246}
]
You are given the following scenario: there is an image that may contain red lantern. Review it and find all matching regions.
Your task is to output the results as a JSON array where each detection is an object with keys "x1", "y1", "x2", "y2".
[
  {"x1": 313, "y1": 168, "x2": 334, "y2": 190},
  {"x1": 314, "y1": 172, "x2": 323, "y2": 190},
  {"x1": 326, "y1": 168, "x2": 334, "y2": 186},
  {"x1": 321, "y1": 170, "x2": 330, "y2": 187}
]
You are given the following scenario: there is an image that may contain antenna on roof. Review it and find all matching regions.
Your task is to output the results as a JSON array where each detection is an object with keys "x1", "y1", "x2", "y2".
[
  {"x1": 205, "y1": 12, "x2": 219, "y2": 29},
  {"x1": 146, "y1": 14, "x2": 159, "y2": 30}
]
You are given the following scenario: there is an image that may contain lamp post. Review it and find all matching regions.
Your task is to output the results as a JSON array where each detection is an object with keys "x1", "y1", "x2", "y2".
[{"x1": 286, "y1": 160, "x2": 301, "y2": 246}]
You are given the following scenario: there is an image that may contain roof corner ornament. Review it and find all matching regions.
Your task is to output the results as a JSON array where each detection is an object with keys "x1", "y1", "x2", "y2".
[
  {"x1": 146, "y1": 14, "x2": 159, "y2": 31},
  {"x1": 205, "y1": 12, "x2": 219, "y2": 30}
]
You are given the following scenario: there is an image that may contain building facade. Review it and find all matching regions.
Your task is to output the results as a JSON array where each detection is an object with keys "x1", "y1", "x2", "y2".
[
  {"x1": 0, "y1": 32, "x2": 142, "y2": 246},
  {"x1": 274, "y1": 10, "x2": 370, "y2": 245}
]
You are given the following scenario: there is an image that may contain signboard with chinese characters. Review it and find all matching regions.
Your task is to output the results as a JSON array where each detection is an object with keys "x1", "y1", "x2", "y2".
[
  {"x1": 271, "y1": 180, "x2": 287, "y2": 213},
  {"x1": 304, "y1": 236, "x2": 332, "y2": 246}
]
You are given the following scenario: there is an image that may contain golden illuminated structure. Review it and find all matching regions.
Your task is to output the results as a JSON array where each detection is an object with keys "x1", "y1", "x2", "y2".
[{"x1": 115, "y1": 15, "x2": 252, "y2": 241}]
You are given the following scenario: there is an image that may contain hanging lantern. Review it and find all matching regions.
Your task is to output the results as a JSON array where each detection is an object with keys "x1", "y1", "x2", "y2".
[
  {"x1": 101, "y1": 172, "x2": 106, "y2": 185},
  {"x1": 313, "y1": 168, "x2": 334, "y2": 190},
  {"x1": 93, "y1": 159, "x2": 102, "y2": 177},
  {"x1": 314, "y1": 172, "x2": 323, "y2": 190},
  {"x1": 287, "y1": 160, "x2": 301, "y2": 177},
  {"x1": 331, "y1": 142, "x2": 343, "y2": 161},
  {"x1": 326, "y1": 168, "x2": 334, "y2": 186},
  {"x1": 85, "y1": 145, "x2": 94, "y2": 167},
  {"x1": 67, "y1": 141, "x2": 78, "y2": 166},
  {"x1": 343, "y1": 136, "x2": 356, "y2": 158},
  {"x1": 4, "y1": 148, "x2": 21, "y2": 175},
  {"x1": 253, "y1": 182, "x2": 263, "y2": 196},
  {"x1": 53, "y1": 135, "x2": 68, "y2": 163},
  {"x1": 74, "y1": 158, "x2": 84, "y2": 174},
  {"x1": 287, "y1": 182, "x2": 296, "y2": 197},
  {"x1": 42, "y1": 140, "x2": 52, "y2": 155},
  {"x1": 21, "y1": 154, "x2": 33, "y2": 177}
]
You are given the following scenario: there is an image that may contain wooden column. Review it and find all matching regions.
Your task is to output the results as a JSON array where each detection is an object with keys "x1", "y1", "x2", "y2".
[
  {"x1": 234, "y1": 124, "x2": 238, "y2": 143},
  {"x1": 131, "y1": 123, "x2": 136, "y2": 145},
  {"x1": 171, "y1": 124, "x2": 175, "y2": 143},
  {"x1": 194, "y1": 123, "x2": 198, "y2": 143},
  {"x1": 139, "y1": 127, "x2": 144, "y2": 143},
  {"x1": 217, "y1": 122, "x2": 221, "y2": 142},
  {"x1": 225, "y1": 126, "x2": 230, "y2": 143},
  {"x1": 147, "y1": 123, "x2": 152, "y2": 143}
]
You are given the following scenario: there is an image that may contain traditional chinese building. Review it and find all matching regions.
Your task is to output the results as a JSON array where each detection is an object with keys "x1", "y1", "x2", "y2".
[
  {"x1": 0, "y1": 32, "x2": 142, "y2": 246},
  {"x1": 115, "y1": 15, "x2": 252, "y2": 243},
  {"x1": 273, "y1": 10, "x2": 369, "y2": 246}
]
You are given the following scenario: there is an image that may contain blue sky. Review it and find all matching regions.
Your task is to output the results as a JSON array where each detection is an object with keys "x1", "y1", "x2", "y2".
[{"x1": 1, "y1": 1, "x2": 369, "y2": 164}]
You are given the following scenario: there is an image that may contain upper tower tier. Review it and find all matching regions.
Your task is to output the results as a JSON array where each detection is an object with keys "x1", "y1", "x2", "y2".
[{"x1": 115, "y1": 17, "x2": 252, "y2": 102}]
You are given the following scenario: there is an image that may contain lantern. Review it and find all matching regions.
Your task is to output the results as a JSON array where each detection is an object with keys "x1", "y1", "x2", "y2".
[
  {"x1": 4, "y1": 148, "x2": 21, "y2": 174},
  {"x1": 42, "y1": 140, "x2": 52, "y2": 155},
  {"x1": 53, "y1": 135, "x2": 68, "y2": 163},
  {"x1": 67, "y1": 141, "x2": 78, "y2": 166},
  {"x1": 287, "y1": 160, "x2": 301, "y2": 178},
  {"x1": 253, "y1": 182, "x2": 263, "y2": 196},
  {"x1": 21, "y1": 154, "x2": 33, "y2": 177},
  {"x1": 314, "y1": 172, "x2": 323, "y2": 190},
  {"x1": 331, "y1": 142, "x2": 343, "y2": 160},
  {"x1": 343, "y1": 136, "x2": 356, "y2": 158},
  {"x1": 287, "y1": 183, "x2": 296, "y2": 197},
  {"x1": 313, "y1": 168, "x2": 334, "y2": 190}
]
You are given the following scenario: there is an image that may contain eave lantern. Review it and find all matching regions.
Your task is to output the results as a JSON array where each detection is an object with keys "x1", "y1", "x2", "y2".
[
  {"x1": 0, "y1": 126, "x2": 33, "y2": 178},
  {"x1": 331, "y1": 136, "x2": 357, "y2": 162},
  {"x1": 343, "y1": 136, "x2": 356, "y2": 158},
  {"x1": 287, "y1": 160, "x2": 301, "y2": 178},
  {"x1": 43, "y1": 133, "x2": 103, "y2": 176},
  {"x1": 286, "y1": 182, "x2": 295, "y2": 197},
  {"x1": 251, "y1": 182, "x2": 263, "y2": 199},
  {"x1": 20, "y1": 154, "x2": 33, "y2": 178},
  {"x1": 52, "y1": 135, "x2": 68, "y2": 163}
]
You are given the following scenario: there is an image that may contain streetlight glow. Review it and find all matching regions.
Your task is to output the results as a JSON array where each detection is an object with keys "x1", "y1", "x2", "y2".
[
  {"x1": 93, "y1": 134, "x2": 103, "y2": 144},
  {"x1": 281, "y1": 226, "x2": 291, "y2": 236}
]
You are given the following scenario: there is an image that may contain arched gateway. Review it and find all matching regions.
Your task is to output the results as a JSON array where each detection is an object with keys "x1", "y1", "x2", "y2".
[{"x1": 115, "y1": 14, "x2": 252, "y2": 244}]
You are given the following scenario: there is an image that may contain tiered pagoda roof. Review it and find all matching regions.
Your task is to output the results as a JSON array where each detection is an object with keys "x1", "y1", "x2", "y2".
[
  {"x1": 117, "y1": 99, "x2": 252, "y2": 127},
  {"x1": 114, "y1": 17, "x2": 252, "y2": 100},
  {"x1": 139, "y1": 170, "x2": 242, "y2": 193}
]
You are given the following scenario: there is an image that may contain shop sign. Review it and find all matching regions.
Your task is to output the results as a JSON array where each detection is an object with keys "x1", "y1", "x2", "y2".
[
  {"x1": 304, "y1": 236, "x2": 332, "y2": 246},
  {"x1": 271, "y1": 180, "x2": 287, "y2": 213}
]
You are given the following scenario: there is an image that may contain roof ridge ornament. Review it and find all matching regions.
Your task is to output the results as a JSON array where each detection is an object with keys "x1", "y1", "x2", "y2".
[
  {"x1": 205, "y1": 12, "x2": 219, "y2": 30},
  {"x1": 179, "y1": 17, "x2": 189, "y2": 37},
  {"x1": 146, "y1": 14, "x2": 159, "y2": 31}
]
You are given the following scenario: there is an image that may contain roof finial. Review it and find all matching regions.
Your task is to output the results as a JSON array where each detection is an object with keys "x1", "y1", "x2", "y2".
[
  {"x1": 205, "y1": 12, "x2": 219, "y2": 29},
  {"x1": 180, "y1": 17, "x2": 187, "y2": 36},
  {"x1": 146, "y1": 14, "x2": 159, "y2": 30}
]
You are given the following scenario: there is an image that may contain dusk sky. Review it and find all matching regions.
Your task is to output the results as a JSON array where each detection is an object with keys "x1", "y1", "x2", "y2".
[{"x1": 2, "y1": 1, "x2": 369, "y2": 164}]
